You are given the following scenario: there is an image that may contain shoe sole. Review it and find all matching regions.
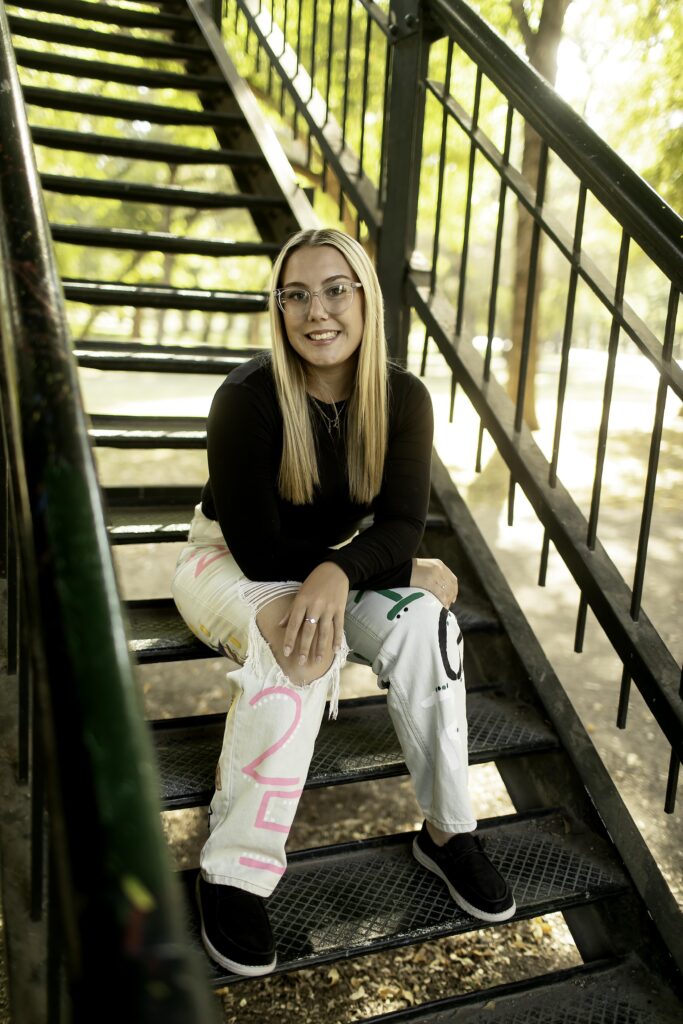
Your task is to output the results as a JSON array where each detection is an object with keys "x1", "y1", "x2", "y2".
[
  {"x1": 412, "y1": 838, "x2": 516, "y2": 923},
  {"x1": 196, "y1": 877, "x2": 277, "y2": 977}
]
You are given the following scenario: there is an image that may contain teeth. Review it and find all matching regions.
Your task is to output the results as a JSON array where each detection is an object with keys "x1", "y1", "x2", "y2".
[{"x1": 308, "y1": 331, "x2": 338, "y2": 340}]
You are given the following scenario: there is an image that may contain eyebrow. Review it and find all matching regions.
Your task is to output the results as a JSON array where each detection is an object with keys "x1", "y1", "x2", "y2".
[{"x1": 280, "y1": 273, "x2": 353, "y2": 287}]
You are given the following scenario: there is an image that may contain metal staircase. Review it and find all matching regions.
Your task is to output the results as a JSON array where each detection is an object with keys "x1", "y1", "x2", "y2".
[{"x1": 1, "y1": 1, "x2": 681, "y2": 1021}]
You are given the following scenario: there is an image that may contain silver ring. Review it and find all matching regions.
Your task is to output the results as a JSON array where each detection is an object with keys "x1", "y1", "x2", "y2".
[
  {"x1": 305, "y1": 616, "x2": 318, "y2": 625},
  {"x1": 439, "y1": 583, "x2": 446, "y2": 589}
]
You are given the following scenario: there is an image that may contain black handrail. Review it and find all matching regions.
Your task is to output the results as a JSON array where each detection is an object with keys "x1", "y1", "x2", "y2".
[
  {"x1": 0, "y1": 4, "x2": 218, "y2": 1019},
  {"x1": 430, "y1": 0, "x2": 682, "y2": 289}
]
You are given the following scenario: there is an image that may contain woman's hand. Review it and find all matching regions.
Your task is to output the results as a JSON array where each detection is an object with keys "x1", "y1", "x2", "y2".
[
  {"x1": 280, "y1": 562, "x2": 349, "y2": 665},
  {"x1": 411, "y1": 557, "x2": 458, "y2": 608}
]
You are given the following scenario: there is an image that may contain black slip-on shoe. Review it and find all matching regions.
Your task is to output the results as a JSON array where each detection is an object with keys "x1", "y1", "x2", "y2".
[
  {"x1": 196, "y1": 875, "x2": 277, "y2": 976},
  {"x1": 412, "y1": 822, "x2": 516, "y2": 923}
]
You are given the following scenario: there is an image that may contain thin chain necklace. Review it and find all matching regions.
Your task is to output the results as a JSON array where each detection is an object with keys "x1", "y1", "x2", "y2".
[{"x1": 310, "y1": 395, "x2": 346, "y2": 436}]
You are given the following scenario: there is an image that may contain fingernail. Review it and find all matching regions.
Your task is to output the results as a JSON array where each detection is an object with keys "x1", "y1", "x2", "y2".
[
  {"x1": 284, "y1": 645, "x2": 291, "y2": 656},
  {"x1": 298, "y1": 654, "x2": 306, "y2": 665},
  {"x1": 315, "y1": 655, "x2": 322, "y2": 663}
]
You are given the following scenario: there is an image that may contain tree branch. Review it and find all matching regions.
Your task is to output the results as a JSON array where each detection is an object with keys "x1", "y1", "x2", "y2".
[{"x1": 510, "y1": 0, "x2": 535, "y2": 51}]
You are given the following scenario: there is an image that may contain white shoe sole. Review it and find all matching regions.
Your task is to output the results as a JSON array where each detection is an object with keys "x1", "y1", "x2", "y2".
[{"x1": 412, "y1": 838, "x2": 516, "y2": 923}]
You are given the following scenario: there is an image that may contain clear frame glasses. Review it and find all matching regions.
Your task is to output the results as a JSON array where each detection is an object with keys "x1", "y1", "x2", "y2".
[{"x1": 274, "y1": 280, "x2": 363, "y2": 319}]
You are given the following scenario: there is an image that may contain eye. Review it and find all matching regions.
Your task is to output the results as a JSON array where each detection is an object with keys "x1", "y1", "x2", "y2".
[
  {"x1": 324, "y1": 282, "x2": 351, "y2": 299},
  {"x1": 283, "y1": 289, "x2": 309, "y2": 304}
]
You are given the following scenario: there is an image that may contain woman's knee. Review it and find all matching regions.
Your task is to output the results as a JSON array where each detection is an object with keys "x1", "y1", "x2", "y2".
[{"x1": 256, "y1": 596, "x2": 336, "y2": 685}]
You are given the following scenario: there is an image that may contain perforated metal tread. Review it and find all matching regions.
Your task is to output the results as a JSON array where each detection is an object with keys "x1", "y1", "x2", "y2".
[
  {"x1": 64, "y1": 278, "x2": 268, "y2": 312},
  {"x1": 28, "y1": 91, "x2": 244, "y2": 127},
  {"x1": 76, "y1": 341, "x2": 249, "y2": 376},
  {"x1": 12, "y1": 0, "x2": 195, "y2": 31},
  {"x1": 9, "y1": 14, "x2": 208, "y2": 60},
  {"x1": 108, "y1": 504, "x2": 448, "y2": 543},
  {"x1": 361, "y1": 957, "x2": 683, "y2": 1024},
  {"x1": 15, "y1": 48, "x2": 226, "y2": 90},
  {"x1": 52, "y1": 225, "x2": 281, "y2": 258},
  {"x1": 153, "y1": 692, "x2": 558, "y2": 809},
  {"x1": 126, "y1": 595, "x2": 499, "y2": 663},
  {"x1": 32, "y1": 128, "x2": 264, "y2": 165},
  {"x1": 183, "y1": 811, "x2": 628, "y2": 985},
  {"x1": 43, "y1": 175, "x2": 288, "y2": 209}
]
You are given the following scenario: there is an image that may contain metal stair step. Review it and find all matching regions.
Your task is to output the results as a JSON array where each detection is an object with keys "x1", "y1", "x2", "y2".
[
  {"x1": 75, "y1": 340, "x2": 254, "y2": 374},
  {"x1": 8, "y1": 0, "x2": 195, "y2": 31},
  {"x1": 15, "y1": 48, "x2": 226, "y2": 90},
  {"x1": 180, "y1": 811, "x2": 628, "y2": 984},
  {"x1": 360, "y1": 956, "x2": 683, "y2": 1024},
  {"x1": 63, "y1": 279, "x2": 268, "y2": 312},
  {"x1": 52, "y1": 224, "x2": 280, "y2": 258},
  {"x1": 106, "y1": 499, "x2": 449, "y2": 544},
  {"x1": 125, "y1": 596, "x2": 499, "y2": 664},
  {"x1": 90, "y1": 413, "x2": 206, "y2": 448},
  {"x1": 41, "y1": 175, "x2": 289, "y2": 209},
  {"x1": 153, "y1": 692, "x2": 559, "y2": 810},
  {"x1": 31, "y1": 127, "x2": 264, "y2": 166},
  {"x1": 9, "y1": 14, "x2": 208, "y2": 60},
  {"x1": 25, "y1": 89, "x2": 244, "y2": 128}
]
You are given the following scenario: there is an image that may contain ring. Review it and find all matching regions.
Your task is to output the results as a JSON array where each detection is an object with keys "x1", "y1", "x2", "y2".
[
  {"x1": 439, "y1": 583, "x2": 446, "y2": 590},
  {"x1": 305, "y1": 616, "x2": 318, "y2": 625}
]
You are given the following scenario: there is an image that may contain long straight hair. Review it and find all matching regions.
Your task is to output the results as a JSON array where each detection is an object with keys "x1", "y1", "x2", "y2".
[{"x1": 269, "y1": 229, "x2": 388, "y2": 505}]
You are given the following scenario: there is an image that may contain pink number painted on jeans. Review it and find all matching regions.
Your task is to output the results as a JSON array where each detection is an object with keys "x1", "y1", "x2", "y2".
[
  {"x1": 241, "y1": 686, "x2": 303, "y2": 786},
  {"x1": 192, "y1": 545, "x2": 230, "y2": 578},
  {"x1": 239, "y1": 687, "x2": 304, "y2": 873}
]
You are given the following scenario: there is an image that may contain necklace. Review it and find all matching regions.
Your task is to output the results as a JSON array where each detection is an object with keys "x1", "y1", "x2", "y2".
[{"x1": 310, "y1": 395, "x2": 346, "y2": 436}]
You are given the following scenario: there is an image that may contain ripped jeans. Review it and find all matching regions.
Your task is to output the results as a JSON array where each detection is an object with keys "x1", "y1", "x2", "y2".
[{"x1": 171, "y1": 505, "x2": 476, "y2": 897}]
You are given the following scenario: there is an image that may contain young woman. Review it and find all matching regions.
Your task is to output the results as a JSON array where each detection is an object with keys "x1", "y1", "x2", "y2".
[{"x1": 172, "y1": 228, "x2": 515, "y2": 977}]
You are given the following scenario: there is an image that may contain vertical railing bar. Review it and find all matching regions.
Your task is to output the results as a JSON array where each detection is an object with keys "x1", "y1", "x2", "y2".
[
  {"x1": 321, "y1": 0, "x2": 336, "y2": 191},
  {"x1": 295, "y1": 0, "x2": 303, "y2": 72},
  {"x1": 475, "y1": 422, "x2": 485, "y2": 473},
  {"x1": 507, "y1": 473, "x2": 516, "y2": 527},
  {"x1": 341, "y1": 0, "x2": 353, "y2": 147},
  {"x1": 574, "y1": 593, "x2": 588, "y2": 653},
  {"x1": 630, "y1": 284, "x2": 679, "y2": 620},
  {"x1": 664, "y1": 747, "x2": 679, "y2": 814},
  {"x1": 310, "y1": 0, "x2": 319, "y2": 102},
  {"x1": 538, "y1": 530, "x2": 550, "y2": 586},
  {"x1": 540, "y1": 182, "x2": 587, "y2": 587},
  {"x1": 325, "y1": 0, "x2": 335, "y2": 119},
  {"x1": 429, "y1": 40, "x2": 454, "y2": 297},
  {"x1": 616, "y1": 663, "x2": 631, "y2": 729},
  {"x1": 513, "y1": 139, "x2": 549, "y2": 434},
  {"x1": 454, "y1": 68, "x2": 482, "y2": 339},
  {"x1": 449, "y1": 372, "x2": 456, "y2": 423},
  {"x1": 549, "y1": 182, "x2": 587, "y2": 488},
  {"x1": 358, "y1": 13, "x2": 372, "y2": 176},
  {"x1": 279, "y1": 0, "x2": 289, "y2": 117},
  {"x1": 585, "y1": 228, "x2": 631, "y2": 550},
  {"x1": 419, "y1": 326, "x2": 430, "y2": 377},
  {"x1": 292, "y1": 0, "x2": 303, "y2": 139},
  {"x1": 575, "y1": 230, "x2": 630, "y2": 653},
  {"x1": 377, "y1": 34, "x2": 391, "y2": 200},
  {"x1": 483, "y1": 103, "x2": 513, "y2": 382}
]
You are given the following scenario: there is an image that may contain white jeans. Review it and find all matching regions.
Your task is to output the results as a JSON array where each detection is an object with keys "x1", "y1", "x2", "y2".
[{"x1": 171, "y1": 506, "x2": 476, "y2": 896}]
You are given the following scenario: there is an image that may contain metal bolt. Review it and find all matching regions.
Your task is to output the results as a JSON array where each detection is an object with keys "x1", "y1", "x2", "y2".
[{"x1": 404, "y1": 13, "x2": 419, "y2": 28}]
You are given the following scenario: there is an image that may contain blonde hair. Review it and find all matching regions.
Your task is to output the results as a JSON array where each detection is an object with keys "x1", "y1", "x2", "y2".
[{"x1": 269, "y1": 229, "x2": 388, "y2": 505}]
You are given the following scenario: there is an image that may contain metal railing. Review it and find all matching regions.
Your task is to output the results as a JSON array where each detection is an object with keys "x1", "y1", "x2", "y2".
[
  {"x1": 0, "y1": 4, "x2": 219, "y2": 1019},
  {"x1": 223, "y1": 0, "x2": 682, "y2": 816}
]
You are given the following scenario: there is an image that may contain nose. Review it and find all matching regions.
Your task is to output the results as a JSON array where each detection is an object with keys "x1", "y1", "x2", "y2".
[{"x1": 309, "y1": 291, "x2": 328, "y2": 318}]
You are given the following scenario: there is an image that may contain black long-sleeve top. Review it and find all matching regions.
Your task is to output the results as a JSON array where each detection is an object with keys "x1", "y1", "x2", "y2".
[{"x1": 200, "y1": 355, "x2": 433, "y2": 589}]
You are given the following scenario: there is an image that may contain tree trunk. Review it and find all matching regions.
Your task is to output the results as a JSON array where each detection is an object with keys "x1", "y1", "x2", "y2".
[{"x1": 507, "y1": 0, "x2": 572, "y2": 430}]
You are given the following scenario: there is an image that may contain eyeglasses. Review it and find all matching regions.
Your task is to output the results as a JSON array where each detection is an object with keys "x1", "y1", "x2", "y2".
[{"x1": 274, "y1": 280, "x2": 363, "y2": 319}]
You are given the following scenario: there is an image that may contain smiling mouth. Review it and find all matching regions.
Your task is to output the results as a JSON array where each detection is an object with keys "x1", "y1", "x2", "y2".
[{"x1": 306, "y1": 330, "x2": 340, "y2": 342}]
